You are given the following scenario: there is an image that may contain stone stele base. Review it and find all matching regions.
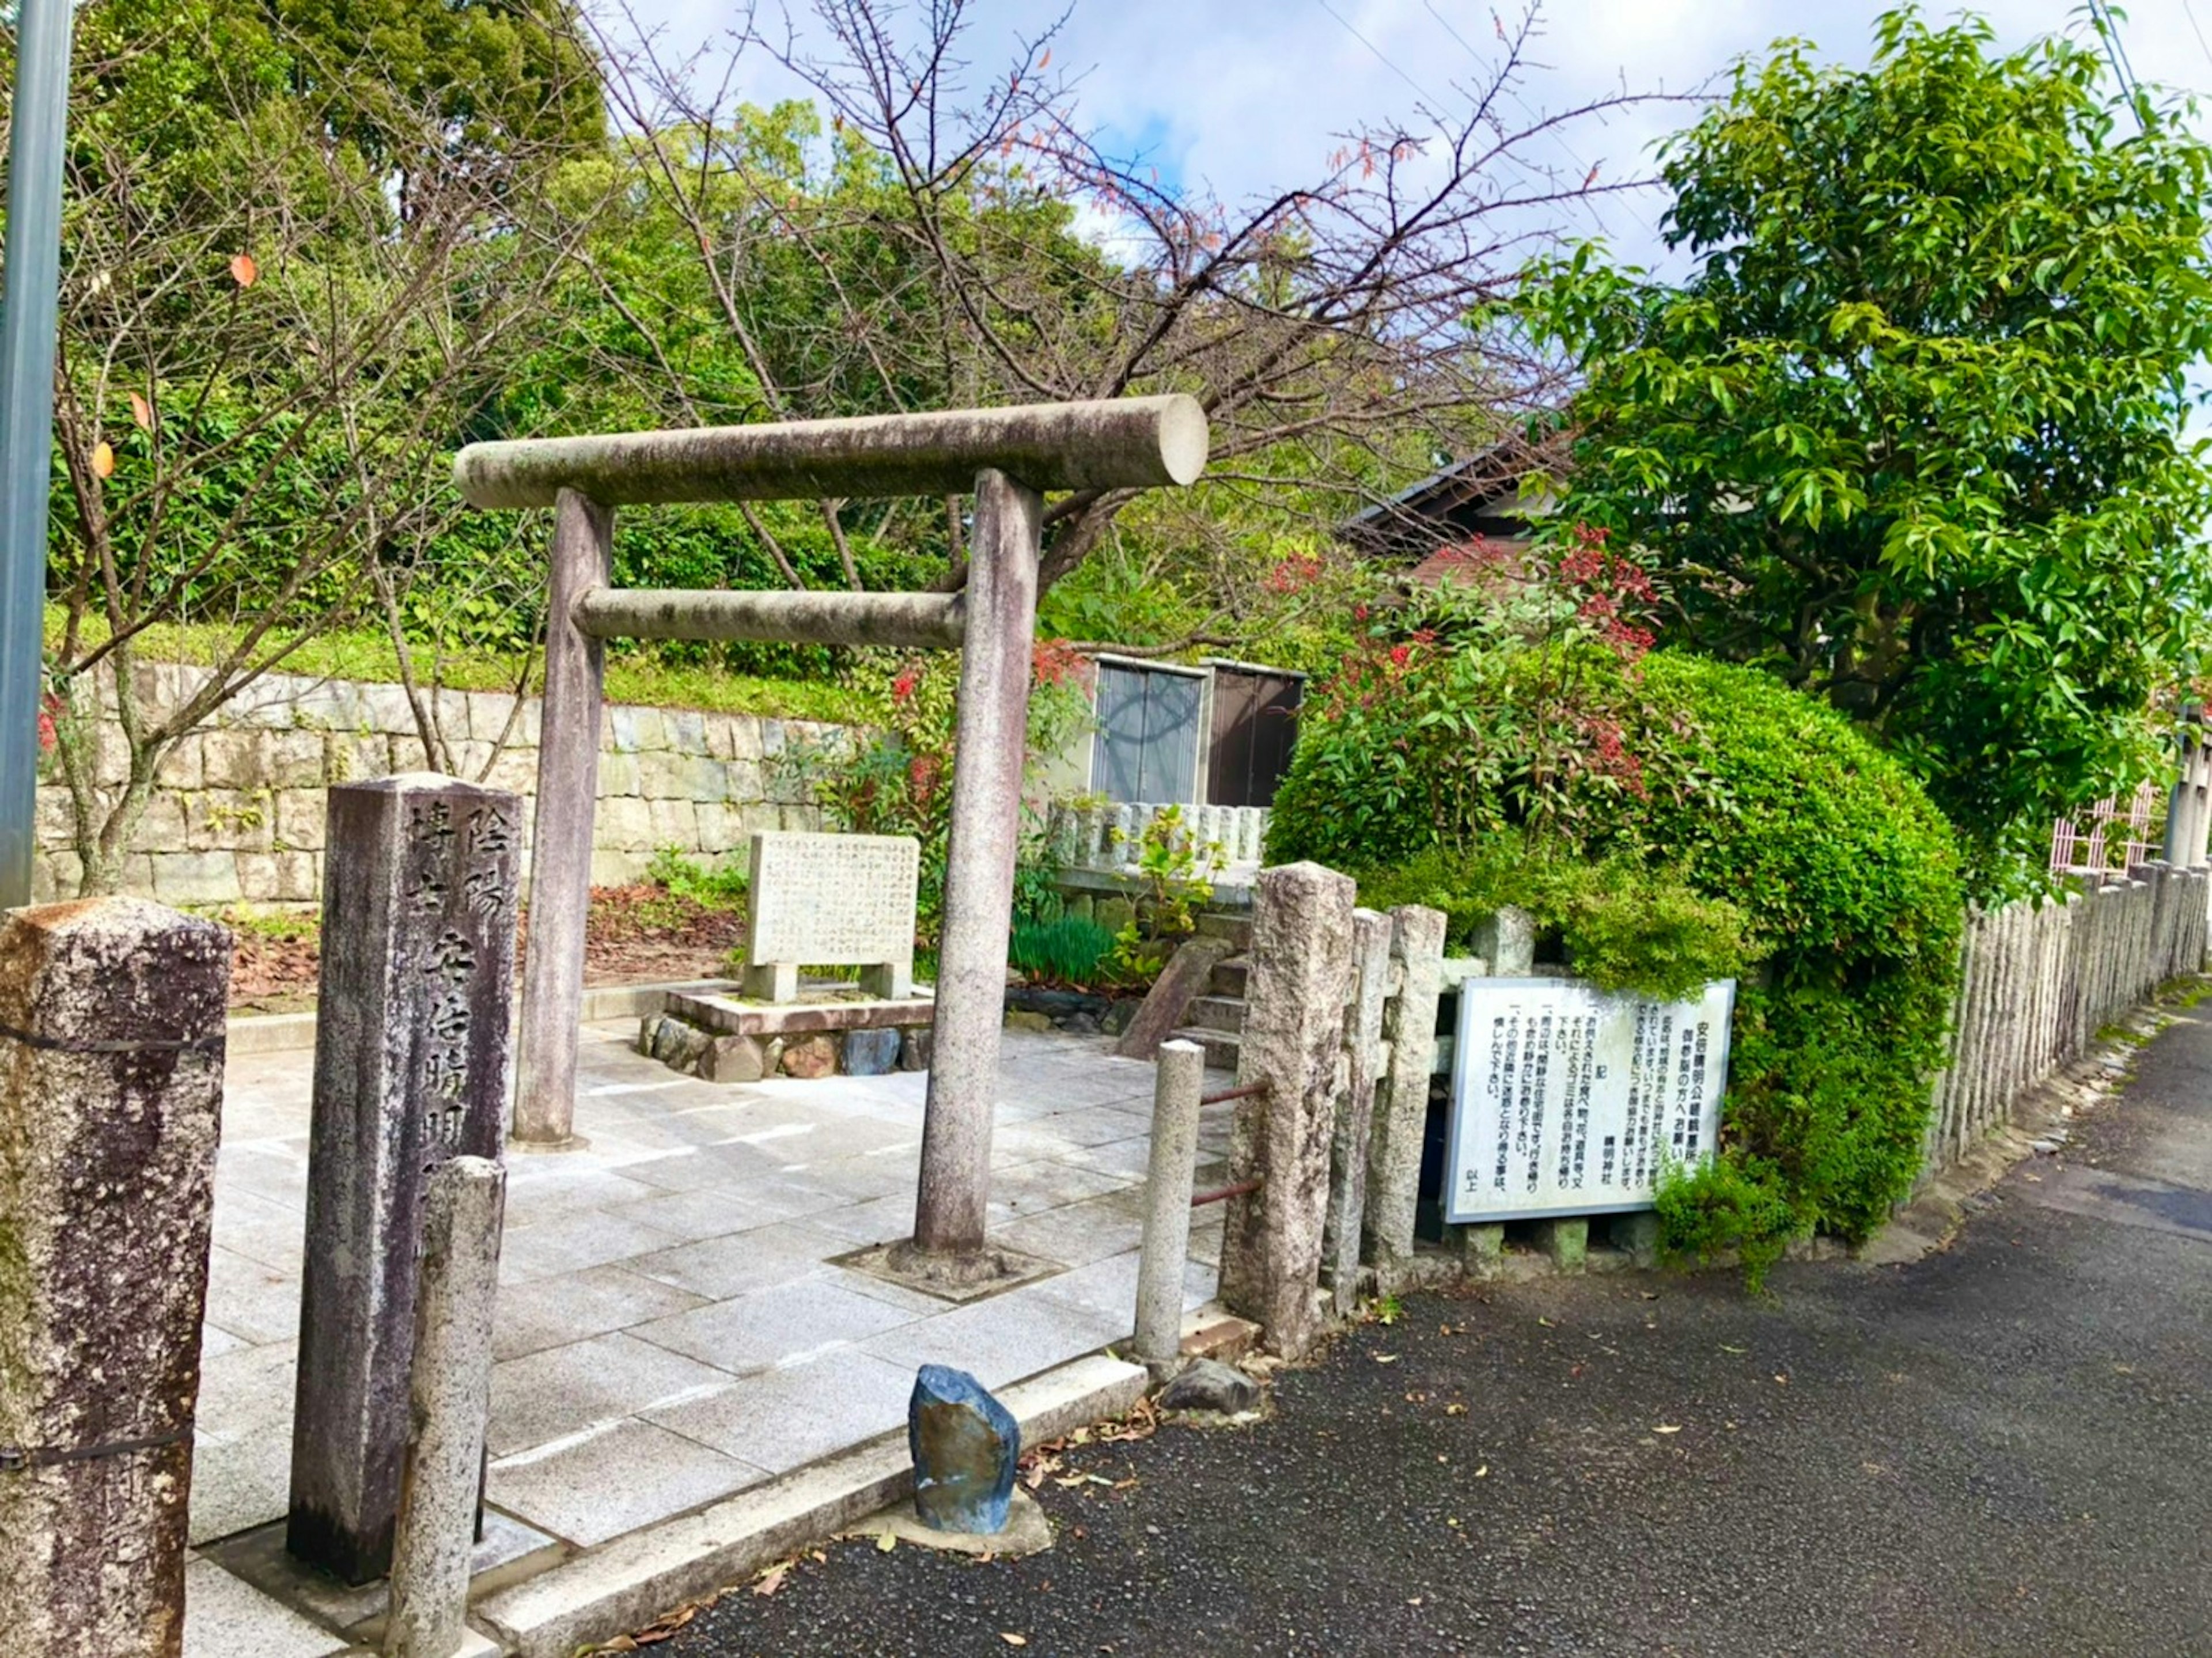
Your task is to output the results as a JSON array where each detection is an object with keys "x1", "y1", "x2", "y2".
[
  {"x1": 844, "y1": 1489, "x2": 1052, "y2": 1558},
  {"x1": 642, "y1": 983, "x2": 937, "y2": 1083}
]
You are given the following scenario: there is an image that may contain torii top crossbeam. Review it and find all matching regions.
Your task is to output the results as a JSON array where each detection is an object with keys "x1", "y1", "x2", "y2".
[
  {"x1": 458, "y1": 395, "x2": 1207, "y2": 1270},
  {"x1": 455, "y1": 394, "x2": 1207, "y2": 509}
]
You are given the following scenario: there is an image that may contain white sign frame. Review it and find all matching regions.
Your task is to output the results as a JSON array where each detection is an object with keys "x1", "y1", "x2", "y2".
[{"x1": 1441, "y1": 976, "x2": 1735, "y2": 1225}]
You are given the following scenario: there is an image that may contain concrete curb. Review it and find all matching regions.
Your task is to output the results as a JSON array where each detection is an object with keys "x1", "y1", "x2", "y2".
[
  {"x1": 225, "y1": 980, "x2": 733, "y2": 1056},
  {"x1": 474, "y1": 1354, "x2": 1149, "y2": 1658}
]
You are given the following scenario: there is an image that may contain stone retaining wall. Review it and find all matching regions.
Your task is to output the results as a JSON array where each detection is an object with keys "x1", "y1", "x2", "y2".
[{"x1": 35, "y1": 662, "x2": 849, "y2": 906}]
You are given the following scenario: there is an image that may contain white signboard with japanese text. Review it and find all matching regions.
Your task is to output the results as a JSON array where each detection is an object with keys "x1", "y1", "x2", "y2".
[{"x1": 1442, "y1": 977, "x2": 1734, "y2": 1224}]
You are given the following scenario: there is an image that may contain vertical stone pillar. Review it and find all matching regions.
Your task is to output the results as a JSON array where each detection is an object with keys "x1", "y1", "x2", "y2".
[
  {"x1": 1321, "y1": 908, "x2": 1392, "y2": 1320},
  {"x1": 0, "y1": 898, "x2": 229, "y2": 1657},
  {"x1": 1218, "y1": 862, "x2": 1356, "y2": 1357},
  {"x1": 290, "y1": 775, "x2": 521, "y2": 1585},
  {"x1": 1364, "y1": 905, "x2": 1447, "y2": 1280},
  {"x1": 1133, "y1": 1041, "x2": 1205, "y2": 1371},
  {"x1": 911, "y1": 468, "x2": 1041, "y2": 1259},
  {"x1": 387, "y1": 1157, "x2": 506, "y2": 1658},
  {"x1": 512, "y1": 487, "x2": 612, "y2": 1150}
]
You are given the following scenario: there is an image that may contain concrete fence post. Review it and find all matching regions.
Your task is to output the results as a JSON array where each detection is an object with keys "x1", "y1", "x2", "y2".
[
  {"x1": 513, "y1": 488, "x2": 612, "y2": 1150},
  {"x1": 387, "y1": 1157, "x2": 506, "y2": 1658},
  {"x1": 1321, "y1": 908, "x2": 1393, "y2": 1320},
  {"x1": 1219, "y1": 862, "x2": 1357, "y2": 1357},
  {"x1": 290, "y1": 775, "x2": 521, "y2": 1585},
  {"x1": 1133, "y1": 1041, "x2": 1205, "y2": 1372},
  {"x1": 0, "y1": 898, "x2": 230, "y2": 1657},
  {"x1": 1362, "y1": 904, "x2": 1447, "y2": 1283}
]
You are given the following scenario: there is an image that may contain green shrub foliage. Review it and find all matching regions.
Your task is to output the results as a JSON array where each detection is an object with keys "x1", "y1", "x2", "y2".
[{"x1": 1272, "y1": 638, "x2": 1964, "y2": 1274}]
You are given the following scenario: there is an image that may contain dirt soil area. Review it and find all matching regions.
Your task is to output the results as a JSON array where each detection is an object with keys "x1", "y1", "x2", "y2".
[{"x1": 225, "y1": 884, "x2": 744, "y2": 1013}]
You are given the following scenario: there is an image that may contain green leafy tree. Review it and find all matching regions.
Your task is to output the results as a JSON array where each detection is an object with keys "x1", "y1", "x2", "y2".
[{"x1": 1518, "y1": 9, "x2": 2212, "y2": 868}]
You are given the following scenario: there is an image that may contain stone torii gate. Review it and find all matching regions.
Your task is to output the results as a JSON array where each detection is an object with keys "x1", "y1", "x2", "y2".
[{"x1": 454, "y1": 396, "x2": 1208, "y2": 1266}]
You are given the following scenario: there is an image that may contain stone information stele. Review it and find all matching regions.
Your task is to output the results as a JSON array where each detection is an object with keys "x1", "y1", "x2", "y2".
[
  {"x1": 743, "y1": 830, "x2": 918, "y2": 1001},
  {"x1": 1442, "y1": 976, "x2": 1735, "y2": 1224},
  {"x1": 289, "y1": 774, "x2": 521, "y2": 1586},
  {"x1": 0, "y1": 897, "x2": 230, "y2": 1658}
]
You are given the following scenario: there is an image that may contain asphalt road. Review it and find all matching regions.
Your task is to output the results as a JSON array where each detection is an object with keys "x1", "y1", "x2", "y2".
[{"x1": 661, "y1": 1000, "x2": 2212, "y2": 1658}]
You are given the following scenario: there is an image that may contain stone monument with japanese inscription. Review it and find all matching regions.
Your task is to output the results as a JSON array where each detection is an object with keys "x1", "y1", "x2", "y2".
[
  {"x1": 1441, "y1": 976, "x2": 1735, "y2": 1224},
  {"x1": 287, "y1": 773, "x2": 521, "y2": 1585},
  {"x1": 744, "y1": 830, "x2": 918, "y2": 1001}
]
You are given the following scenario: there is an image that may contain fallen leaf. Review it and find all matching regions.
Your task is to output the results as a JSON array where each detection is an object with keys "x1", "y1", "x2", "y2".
[
  {"x1": 1774, "y1": 1374, "x2": 1790, "y2": 1386},
  {"x1": 90, "y1": 441, "x2": 115, "y2": 479},
  {"x1": 1474, "y1": 1465, "x2": 1488, "y2": 1477},
  {"x1": 1001, "y1": 1636, "x2": 1028, "y2": 1648},
  {"x1": 1720, "y1": 1343, "x2": 1747, "y2": 1355},
  {"x1": 1537, "y1": 1318, "x2": 1556, "y2": 1328},
  {"x1": 876, "y1": 1532, "x2": 896, "y2": 1552},
  {"x1": 1374, "y1": 1353, "x2": 1399, "y2": 1365},
  {"x1": 1653, "y1": 1424, "x2": 1682, "y2": 1435},
  {"x1": 1445, "y1": 1403, "x2": 1468, "y2": 1416},
  {"x1": 752, "y1": 1564, "x2": 790, "y2": 1598},
  {"x1": 229, "y1": 252, "x2": 258, "y2": 287},
  {"x1": 128, "y1": 391, "x2": 152, "y2": 429}
]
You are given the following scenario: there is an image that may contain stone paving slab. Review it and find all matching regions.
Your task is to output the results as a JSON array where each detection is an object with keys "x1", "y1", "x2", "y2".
[{"x1": 188, "y1": 1026, "x2": 1220, "y2": 1652}]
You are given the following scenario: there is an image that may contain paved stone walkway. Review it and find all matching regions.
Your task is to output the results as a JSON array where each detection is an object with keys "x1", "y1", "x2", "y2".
[{"x1": 184, "y1": 1023, "x2": 1225, "y2": 1655}]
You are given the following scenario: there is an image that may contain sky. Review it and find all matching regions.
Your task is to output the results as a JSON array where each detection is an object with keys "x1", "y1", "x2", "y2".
[{"x1": 617, "y1": 0, "x2": 2212, "y2": 272}]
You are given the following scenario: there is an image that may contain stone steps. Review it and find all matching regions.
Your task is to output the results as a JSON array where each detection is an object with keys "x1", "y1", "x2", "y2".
[
  {"x1": 1209, "y1": 955, "x2": 1249, "y2": 999},
  {"x1": 1184, "y1": 994, "x2": 1247, "y2": 1034},
  {"x1": 1196, "y1": 912, "x2": 1253, "y2": 951},
  {"x1": 1168, "y1": 1023, "x2": 1242, "y2": 1072}
]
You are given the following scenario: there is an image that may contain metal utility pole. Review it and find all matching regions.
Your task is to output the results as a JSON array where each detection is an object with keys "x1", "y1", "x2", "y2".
[{"x1": 0, "y1": 0, "x2": 75, "y2": 908}]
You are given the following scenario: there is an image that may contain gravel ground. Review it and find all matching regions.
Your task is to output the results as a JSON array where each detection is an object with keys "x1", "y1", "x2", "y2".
[{"x1": 656, "y1": 999, "x2": 2212, "y2": 1658}]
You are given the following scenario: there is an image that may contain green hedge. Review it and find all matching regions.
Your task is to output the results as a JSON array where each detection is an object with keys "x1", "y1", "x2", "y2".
[{"x1": 1270, "y1": 647, "x2": 1965, "y2": 1277}]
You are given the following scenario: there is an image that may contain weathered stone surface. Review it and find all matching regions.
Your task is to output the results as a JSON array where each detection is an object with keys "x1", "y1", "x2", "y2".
[
  {"x1": 1609, "y1": 1211, "x2": 1662, "y2": 1269},
  {"x1": 1323, "y1": 908, "x2": 1393, "y2": 1320},
  {"x1": 745, "y1": 832, "x2": 918, "y2": 1002},
  {"x1": 908, "y1": 1365, "x2": 1020, "y2": 1534},
  {"x1": 899, "y1": 1027, "x2": 934, "y2": 1072},
  {"x1": 648, "y1": 1015, "x2": 713, "y2": 1073},
  {"x1": 290, "y1": 775, "x2": 521, "y2": 1585},
  {"x1": 1535, "y1": 1216, "x2": 1588, "y2": 1274},
  {"x1": 779, "y1": 1033, "x2": 839, "y2": 1079},
  {"x1": 1219, "y1": 863, "x2": 1358, "y2": 1359},
  {"x1": 0, "y1": 897, "x2": 231, "y2": 1658},
  {"x1": 1363, "y1": 906, "x2": 1448, "y2": 1283},
  {"x1": 1003, "y1": 1009, "x2": 1055, "y2": 1034},
  {"x1": 1134, "y1": 1041, "x2": 1206, "y2": 1370},
  {"x1": 387, "y1": 1158, "x2": 506, "y2": 1658},
  {"x1": 699, "y1": 1033, "x2": 769, "y2": 1084},
  {"x1": 1459, "y1": 1221, "x2": 1506, "y2": 1274},
  {"x1": 843, "y1": 1027, "x2": 902, "y2": 1076},
  {"x1": 1156, "y1": 1358, "x2": 1261, "y2": 1416},
  {"x1": 1472, "y1": 905, "x2": 1536, "y2": 976},
  {"x1": 1111, "y1": 934, "x2": 1233, "y2": 1061}
]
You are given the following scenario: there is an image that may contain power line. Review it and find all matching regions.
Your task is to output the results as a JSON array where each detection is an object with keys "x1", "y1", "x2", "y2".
[
  {"x1": 1418, "y1": 0, "x2": 1660, "y2": 242},
  {"x1": 1312, "y1": 0, "x2": 1442, "y2": 111},
  {"x1": 2180, "y1": 0, "x2": 2212, "y2": 78},
  {"x1": 2086, "y1": 0, "x2": 2143, "y2": 107}
]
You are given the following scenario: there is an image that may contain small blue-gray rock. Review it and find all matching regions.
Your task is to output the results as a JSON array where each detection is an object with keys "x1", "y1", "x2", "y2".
[
  {"x1": 843, "y1": 1027, "x2": 902, "y2": 1077},
  {"x1": 908, "y1": 1365, "x2": 1020, "y2": 1534},
  {"x1": 899, "y1": 1027, "x2": 933, "y2": 1072}
]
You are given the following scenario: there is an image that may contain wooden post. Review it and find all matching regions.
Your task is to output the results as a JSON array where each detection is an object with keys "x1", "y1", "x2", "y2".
[
  {"x1": 910, "y1": 468, "x2": 1041, "y2": 1258},
  {"x1": 0, "y1": 898, "x2": 230, "y2": 1657},
  {"x1": 512, "y1": 488, "x2": 612, "y2": 1150}
]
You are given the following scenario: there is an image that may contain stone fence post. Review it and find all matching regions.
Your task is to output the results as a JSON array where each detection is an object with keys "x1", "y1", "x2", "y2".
[
  {"x1": 1363, "y1": 905, "x2": 1447, "y2": 1282},
  {"x1": 0, "y1": 898, "x2": 230, "y2": 1657},
  {"x1": 387, "y1": 1157, "x2": 506, "y2": 1658},
  {"x1": 290, "y1": 775, "x2": 521, "y2": 1585},
  {"x1": 1321, "y1": 908, "x2": 1392, "y2": 1320},
  {"x1": 1218, "y1": 862, "x2": 1355, "y2": 1357}
]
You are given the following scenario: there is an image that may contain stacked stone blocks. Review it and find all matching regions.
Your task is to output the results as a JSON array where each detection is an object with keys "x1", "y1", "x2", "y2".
[{"x1": 32, "y1": 661, "x2": 846, "y2": 905}]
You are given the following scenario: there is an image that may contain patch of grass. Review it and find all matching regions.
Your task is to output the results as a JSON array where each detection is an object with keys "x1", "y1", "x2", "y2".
[
  {"x1": 217, "y1": 904, "x2": 320, "y2": 942},
  {"x1": 2161, "y1": 976, "x2": 2212, "y2": 1010},
  {"x1": 2094, "y1": 1023, "x2": 2152, "y2": 1048},
  {"x1": 646, "y1": 847, "x2": 749, "y2": 911},
  {"x1": 44, "y1": 608, "x2": 866, "y2": 724}
]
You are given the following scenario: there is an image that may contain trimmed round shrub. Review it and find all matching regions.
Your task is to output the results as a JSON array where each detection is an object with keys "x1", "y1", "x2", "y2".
[{"x1": 1270, "y1": 644, "x2": 1965, "y2": 1276}]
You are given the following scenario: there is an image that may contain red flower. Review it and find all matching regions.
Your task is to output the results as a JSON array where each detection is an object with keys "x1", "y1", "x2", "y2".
[{"x1": 891, "y1": 667, "x2": 920, "y2": 703}]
